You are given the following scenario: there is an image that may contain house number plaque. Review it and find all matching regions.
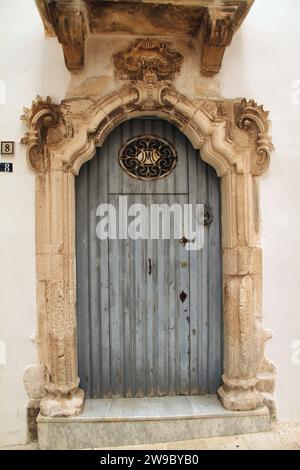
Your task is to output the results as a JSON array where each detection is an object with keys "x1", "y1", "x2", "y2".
[
  {"x1": 0, "y1": 162, "x2": 13, "y2": 173},
  {"x1": 1, "y1": 141, "x2": 14, "y2": 155}
]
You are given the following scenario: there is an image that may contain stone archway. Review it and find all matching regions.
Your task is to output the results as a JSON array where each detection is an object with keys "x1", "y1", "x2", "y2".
[{"x1": 21, "y1": 81, "x2": 276, "y2": 418}]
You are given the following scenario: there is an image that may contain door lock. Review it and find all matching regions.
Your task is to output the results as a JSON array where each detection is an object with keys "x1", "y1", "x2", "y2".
[{"x1": 204, "y1": 204, "x2": 213, "y2": 226}]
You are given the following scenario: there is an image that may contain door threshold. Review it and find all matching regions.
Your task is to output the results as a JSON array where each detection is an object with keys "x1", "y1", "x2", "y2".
[{"x1": 37, "y1": 395, "x2": 271, "y2": 449}]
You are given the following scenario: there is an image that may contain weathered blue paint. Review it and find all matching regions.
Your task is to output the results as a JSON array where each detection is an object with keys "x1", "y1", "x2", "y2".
[{"x1": 76, "y1": 118, "x2": 222, "y2": 398}]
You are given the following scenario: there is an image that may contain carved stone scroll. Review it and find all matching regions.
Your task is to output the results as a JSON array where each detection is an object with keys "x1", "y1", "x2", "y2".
[
  {"x1": 20, "y1": 96, "x2": 62, "y2": 173},
  {"x1": 114, "y1": 39, "x2": 183, "y2": 82},
  {"x1": 236, "y1": 98, "x2": 274, "y2": 175}
]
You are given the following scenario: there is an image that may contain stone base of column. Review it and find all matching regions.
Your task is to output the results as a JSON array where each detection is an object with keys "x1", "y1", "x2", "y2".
[
  {"x1": 218, "y1": 378, "x2": 263, "y2": 411},
  {"x1": 40, "y1": 388, "x2": 84, "y2": 418}
]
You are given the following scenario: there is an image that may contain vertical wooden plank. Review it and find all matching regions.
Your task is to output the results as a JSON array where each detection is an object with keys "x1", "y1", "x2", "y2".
[
  {"x1": 176, "y1": 194, "x2": 190, "y2": 395},
  {"x1": 120, "y1": 120, "x2": 133, "y2": 397},
  {"x1": 87, "y1": 153, "x2": 101, "y2": 398},
  {"x1": 76, "y1": 161, "x2": 92, "y2": 397},
  {"x1": 156, "y1": 196, "x2": 168, "y2": 395},
  {"x1": 167, "y1": 211, "x2": 176, "y2": 396},
  {"x1": 123, "y1": 233, "x2": 133, "y2": 397},
  {"x1": 173, "y1": 127, "x2": 190, "y2": 395},
  {"x1": 189, "y1": 146, "x2": 208, "y2": 394},
  {"x1": 107, "y1": 122, "x2": 123, "y2": 396},
  {"x1": 108, "y1": 196, "x2": 124, "y2": 397},
  {"x1": 145, "y1": 194, "x2": 156, "y2": 396},
  {"x1": 207, "y1": 165, "x2": 223, "y2": 392},
  {"x1": 97, "y1": 140, "x2": 111, "y2": 397}
]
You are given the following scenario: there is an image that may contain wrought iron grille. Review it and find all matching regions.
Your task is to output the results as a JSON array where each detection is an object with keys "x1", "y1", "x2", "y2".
[{"x1": 119, "y1": 135, "x2": 177, "y2": 180}]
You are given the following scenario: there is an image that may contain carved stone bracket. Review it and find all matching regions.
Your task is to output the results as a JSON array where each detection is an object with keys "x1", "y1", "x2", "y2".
[
  {"x1": 52, "y1": 1, "x2": 86, "y2": 72},
  {"x1": 20, "y1": 96, "x2": 62, "y2": 173},
  {"x1": 36, "y1": 0, "x2": 254, "y2": 76},
  {"x1": 201, "y1": 6, "x2": 236, "y2": 75},
  {"x1": 236, "y1": 98, "x2": 274, "y2": 175},
  {"x1": 114, "y1": 39, "x2": 183, "y2": 83}
]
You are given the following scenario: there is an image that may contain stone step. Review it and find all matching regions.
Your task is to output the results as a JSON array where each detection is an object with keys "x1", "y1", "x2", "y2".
[{"x1": 37, "y1": 395, "x2": 271, "y2": 450}]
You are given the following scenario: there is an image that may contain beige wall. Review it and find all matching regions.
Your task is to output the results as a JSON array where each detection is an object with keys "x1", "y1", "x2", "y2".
[{"x1": 0, "y1": 0, "x2": 299, "y2": 445}]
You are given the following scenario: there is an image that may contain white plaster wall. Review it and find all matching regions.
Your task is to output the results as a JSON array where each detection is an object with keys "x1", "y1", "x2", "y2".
[
  {"x1": 221, "y1": 0, "x2": 300, "y2": 422},
  {"x1": 0, "y1": 0, "x2": 299, "y2": 446},
  {"x1": 0, "y1": 0, "x2": 69, "y2": 446}
]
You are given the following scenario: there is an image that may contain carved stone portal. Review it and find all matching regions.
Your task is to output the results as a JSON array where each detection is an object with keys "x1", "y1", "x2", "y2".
[{"x1": 21, "y1": 79, "x2": 276, "y2": 417}]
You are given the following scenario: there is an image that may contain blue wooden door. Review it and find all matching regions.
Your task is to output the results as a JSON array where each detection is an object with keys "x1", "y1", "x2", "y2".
[{"x1": 76, "y1": 118, "x2": 222, "y2": 398}]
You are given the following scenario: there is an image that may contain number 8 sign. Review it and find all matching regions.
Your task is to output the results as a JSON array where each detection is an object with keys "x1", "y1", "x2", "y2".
[
  {"x1": 1, "y1": 141, "x2": 14, "y2": 155},
  {"x1": 0, "y1": 162, "x2": 13, "y2": 172}
]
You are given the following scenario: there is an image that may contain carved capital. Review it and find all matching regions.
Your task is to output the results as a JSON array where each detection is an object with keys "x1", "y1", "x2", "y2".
[
  {"x1": 21, "y1": 96, "x2": 62, "y2": 173},
  {"x1": 201, "y1": 7, "x2": 236, "y2": 75},
  {"x1": 236, "y1": 98, "x2": 274, "y2": 175},
  {"x1": 114, "y1": 39, "x2": 183, "y2": 83}
]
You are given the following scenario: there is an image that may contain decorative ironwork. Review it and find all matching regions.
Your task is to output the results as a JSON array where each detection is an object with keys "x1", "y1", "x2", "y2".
[{"x1": 119, "y1": 135, "x2": 177, "y2": 181}]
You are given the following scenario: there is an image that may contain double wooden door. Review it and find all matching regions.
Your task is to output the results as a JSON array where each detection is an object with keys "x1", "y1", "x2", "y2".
[{"x1": 76, "y1": 118, "x2": 222, "y2": 398}]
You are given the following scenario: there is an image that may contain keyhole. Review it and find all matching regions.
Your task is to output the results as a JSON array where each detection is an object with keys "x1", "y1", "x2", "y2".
[
  {"x1": 180, "y1": 236, "x2": 189, "y2": 247},
  {"x1": 148, "y1": 258, "x2": 152, "y2": 275}
]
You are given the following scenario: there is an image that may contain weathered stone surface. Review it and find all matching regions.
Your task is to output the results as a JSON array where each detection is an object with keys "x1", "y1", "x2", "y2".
[
  {"x1": 35, "y1": 0, "x2": 254, "y2": 75},
  {"x1": 37, "y1": 396, "x2": 270, "y2": 450},
  {"x1": 40, "y1": 389, "x2": 84, "y2": 418}
]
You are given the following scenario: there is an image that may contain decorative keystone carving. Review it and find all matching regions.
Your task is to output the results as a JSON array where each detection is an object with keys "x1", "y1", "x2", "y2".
[
  {"x1": 201, "y1": 7, "x2": 236, "y2": 75},
  {"x1": 21, "y1": 96, "x2": 62, "y2": 172},
  {"x1": 114, "y1": 39, "x2": 183, "y2": 82},
  {"x1": 236, "y1": 98, "x2": 274, "y2": 175},
  {"x1": 54, "y1": 3, "x2": 86, "y2": 72},
  {"x1": 134, "y1": 82, "x2": 169, "y2": 112}
]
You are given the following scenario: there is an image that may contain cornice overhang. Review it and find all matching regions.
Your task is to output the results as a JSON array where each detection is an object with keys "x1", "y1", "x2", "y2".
[{"x1": 35, "y1": 0, "x2": 254, "y2": 75}]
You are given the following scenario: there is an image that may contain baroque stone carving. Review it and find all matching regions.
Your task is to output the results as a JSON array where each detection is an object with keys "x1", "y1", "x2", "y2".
[
  {"x1": 114, "y1": 39, "x2": 183, "y2": 82},
  {"x1": 236, "y1": 98, "x2": 274, "y2": 175},
  {"x1": 52, "y1": 2, "x2": 86, "y2": 72},
  {"x1": 21, "y1": 83, "x2": 275, "y2": 418},
  {"x1": 36, "y1": 1, "x2": 254, "y2": 76},
  {"x1": 21, "y1": 96, "x2": 62, "y2": 173},
  {"x1": 201, "y1": 6, "x2": 236, "y2": 75}
]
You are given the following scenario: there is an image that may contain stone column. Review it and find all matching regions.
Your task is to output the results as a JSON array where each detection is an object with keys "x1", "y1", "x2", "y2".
[
  {"x1": 37, "y1": 162, "x2": 84, "y2": 417},
  {"x1": 21, "y1": 96, "x2": 84, "y2": 417},
  {"x1": 218, "y1": 172, "x2": 264, "y2": 410}
]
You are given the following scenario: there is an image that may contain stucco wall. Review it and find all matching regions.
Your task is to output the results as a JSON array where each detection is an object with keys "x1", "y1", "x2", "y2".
[
  {"x1": 0, "y1": 0, "x2": 69, "y2": 447},
  {"x1": 0, "y1": 0, "x2": 299, "y2": 446},
  {"x1": 221, "y1": 0, "x2": 300, "y2": 423}
]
